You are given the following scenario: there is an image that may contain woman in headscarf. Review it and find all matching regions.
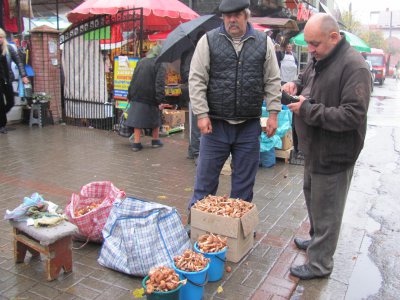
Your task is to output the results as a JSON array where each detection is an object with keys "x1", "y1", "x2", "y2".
[{"x1": 125, "y1": 45, "x2": 166, "y2": 151}]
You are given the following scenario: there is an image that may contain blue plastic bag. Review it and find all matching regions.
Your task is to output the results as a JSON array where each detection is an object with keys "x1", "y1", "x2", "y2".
[
  {"x1": 18, "y1": 77, "x2": 24, "y2": 97},
  {"x1": 25, "y1": 64, "x2": 35, "y2": 77},
  {"x1": 259, "y1": 148, "x2": 276, "y2": 168},
  {"x1": 260, "y1": 132, "x2": 281, "y2": 151},
  {"x1": 261, "y1": 106, "x2": 292, "y2": 138}
]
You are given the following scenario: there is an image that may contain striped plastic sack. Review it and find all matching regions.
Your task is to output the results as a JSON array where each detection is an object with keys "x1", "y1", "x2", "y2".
[
  {"x1": 65, "y1": 181, "x2": 124, "y2": 242},
  {"x1": 98, "y1": 197, "x2": 191, "y2": 276}
]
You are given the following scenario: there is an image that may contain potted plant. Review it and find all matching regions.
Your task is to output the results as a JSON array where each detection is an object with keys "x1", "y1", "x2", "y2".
[{"x1": 32, "y1": 92, "x2": 51, "y2": 104}]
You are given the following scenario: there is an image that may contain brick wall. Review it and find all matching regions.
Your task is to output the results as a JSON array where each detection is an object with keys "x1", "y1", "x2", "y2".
[{"x1": 30, "y1": 26, "x2": 62, "y2": 123}]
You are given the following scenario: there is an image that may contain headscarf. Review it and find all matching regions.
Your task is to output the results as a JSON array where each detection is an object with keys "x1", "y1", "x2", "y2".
[{"x1": 146, "y1": 44, "x2": 161, "y2": 58}]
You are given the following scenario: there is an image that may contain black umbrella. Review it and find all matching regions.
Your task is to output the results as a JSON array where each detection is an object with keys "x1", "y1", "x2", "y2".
[{"x1": 156, "y1": 14, "x2": 221, "y2": 63}]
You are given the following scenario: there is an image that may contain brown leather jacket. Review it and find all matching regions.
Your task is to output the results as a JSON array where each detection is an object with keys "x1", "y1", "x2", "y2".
[{"x1": 294, "y1": 37, "x2": 371, "y2": 174}]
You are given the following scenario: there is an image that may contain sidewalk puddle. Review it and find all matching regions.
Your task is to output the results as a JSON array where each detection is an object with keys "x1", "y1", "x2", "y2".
[
  {"x1": 345, "y1": 235, "x2": 382, "y2": 300},
  {"x1": 373, "y1": 96, "x2": 393, "y2": 101}
]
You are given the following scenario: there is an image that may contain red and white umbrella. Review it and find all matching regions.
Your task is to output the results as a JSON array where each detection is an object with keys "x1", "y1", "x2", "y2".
[
  {"x1": 67, "y1": 0, "x2": 199, "y2": 31},
  {"x1": 252, "y1": 23, "x2": 271, "y2": 32}
]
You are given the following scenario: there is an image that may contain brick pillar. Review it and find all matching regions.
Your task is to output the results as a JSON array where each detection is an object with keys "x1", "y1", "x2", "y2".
[{"x1": 30, "y1": 25, "x2": 62, "y2": 123}]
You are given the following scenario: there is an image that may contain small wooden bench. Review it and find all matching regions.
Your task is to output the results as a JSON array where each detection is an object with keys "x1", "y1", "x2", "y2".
[{"x1": 10, "y1": 220, "x2": 78, "y2": 281}]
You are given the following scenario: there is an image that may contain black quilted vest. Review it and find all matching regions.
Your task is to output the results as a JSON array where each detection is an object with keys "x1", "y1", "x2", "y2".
[{"x1": 206, "y1": 28, "x2": 266, "y2": 120}]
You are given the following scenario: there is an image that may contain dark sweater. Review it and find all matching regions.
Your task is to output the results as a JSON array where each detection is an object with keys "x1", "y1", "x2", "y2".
[{"x1": 127, "y1": 57, "x2": 165, "y2": 106}]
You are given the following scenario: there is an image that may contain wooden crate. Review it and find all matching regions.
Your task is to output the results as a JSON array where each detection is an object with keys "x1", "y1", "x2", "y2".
[{"x1": 275, "y1": 147, "x2": 293, "y2": 164}]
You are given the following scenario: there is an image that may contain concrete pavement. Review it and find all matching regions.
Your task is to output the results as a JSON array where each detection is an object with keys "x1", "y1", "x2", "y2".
[{"x1": 0, "y1": 93, "x2": 395, "y2": 300}]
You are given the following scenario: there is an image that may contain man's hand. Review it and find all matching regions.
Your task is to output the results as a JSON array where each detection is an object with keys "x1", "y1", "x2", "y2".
[
  {"x1": 266, "y1": 113, "x2": 278, "y2": 137},
  {"x1": 197, "y1": 117, "x2": 212, "y2": 135},
  {"x1": 282, "y1": 82, "x2": 297, "y2": 95},
  {"x1": 287, "y1": 95, "x2": 306, "y2": 115},
  {"x1": 22, "y1": 77, "x2": 29, "y2": 84}
]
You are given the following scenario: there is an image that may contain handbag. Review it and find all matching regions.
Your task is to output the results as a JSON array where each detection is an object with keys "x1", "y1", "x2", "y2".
[{"x1": 118, "y1": 103, "x2": 132, "y2": 137}]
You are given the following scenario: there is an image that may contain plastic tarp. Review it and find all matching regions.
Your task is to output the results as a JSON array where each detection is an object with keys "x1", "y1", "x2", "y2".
[{"x1": 260, "y1": 105, "x2": 292, "y2": 152}]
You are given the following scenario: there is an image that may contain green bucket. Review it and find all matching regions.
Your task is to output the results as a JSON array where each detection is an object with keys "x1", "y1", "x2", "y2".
[{"x1": 142, "y1": 276, "x2": 182, "y2": 300}]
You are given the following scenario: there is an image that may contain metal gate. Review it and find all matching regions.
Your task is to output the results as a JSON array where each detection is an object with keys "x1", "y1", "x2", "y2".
[{"x1": 59, "y1": 8, "x2": 144, "y2": 130}]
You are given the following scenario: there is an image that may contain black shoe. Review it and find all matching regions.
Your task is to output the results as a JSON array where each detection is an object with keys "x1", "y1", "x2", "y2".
[
  {"x1": 132, "y1": 143, "x2": 143, "y2": 152},
  {"x1": 290, "y1": 264, "x2": 330, "y2": 280},
  {"x1": 194, "y1": 156, "x2": 199, "y2": 166},
  {"x1": 294, "y1": 237, "x2": 311, "y2": 250},
  {"x1": 151, "y1": 139, "x2": 163, "y2": 148},
  {"x1": 0, "y1": 127, "x2": 7, "y2": 134}
]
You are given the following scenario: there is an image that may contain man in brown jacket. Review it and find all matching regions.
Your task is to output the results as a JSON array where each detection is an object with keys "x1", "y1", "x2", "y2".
[{"x1": 282, "y1": 13, "x2": 371, "y2": 280}]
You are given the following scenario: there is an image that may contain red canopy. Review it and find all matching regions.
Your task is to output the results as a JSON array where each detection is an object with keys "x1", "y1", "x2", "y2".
[
  {"x1": 252, "y1": 23, "x2": 271, "y2": 32},
  {"x1": 148, "y1": 30, "x2": 172, "y2": 41},
  {"x1": 67, "y1": 0, "x2": 199, "y2": 31}
]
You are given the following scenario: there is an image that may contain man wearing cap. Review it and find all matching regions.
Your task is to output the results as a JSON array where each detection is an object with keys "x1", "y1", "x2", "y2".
[{"x1": 187, "y1": 0, "x2": 281, "y2": 209}]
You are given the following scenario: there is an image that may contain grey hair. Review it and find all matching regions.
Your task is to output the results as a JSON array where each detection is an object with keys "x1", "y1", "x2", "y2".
[{"x1": 244, "y1": 8, "x2": 251, "y2": 19}]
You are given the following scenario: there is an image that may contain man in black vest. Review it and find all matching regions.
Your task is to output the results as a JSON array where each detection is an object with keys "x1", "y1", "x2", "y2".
[{"x1": 187, "y1": 0, "x2": 281, "y2": 208}]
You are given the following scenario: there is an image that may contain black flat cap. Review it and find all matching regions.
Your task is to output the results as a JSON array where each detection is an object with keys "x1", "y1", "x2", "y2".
[{"x1": 219, "y1": 0, "x2": 250, "y2": 13}]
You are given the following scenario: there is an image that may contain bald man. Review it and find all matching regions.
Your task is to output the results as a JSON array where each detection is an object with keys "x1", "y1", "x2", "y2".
[{"x1": 282, "y1": 13, "x2": 371, "y2": 280}]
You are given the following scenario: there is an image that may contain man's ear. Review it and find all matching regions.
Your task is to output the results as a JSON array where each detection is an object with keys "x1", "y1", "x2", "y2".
[{"x1": 330, "y1": 32, "x2": 340, "y2": 44}]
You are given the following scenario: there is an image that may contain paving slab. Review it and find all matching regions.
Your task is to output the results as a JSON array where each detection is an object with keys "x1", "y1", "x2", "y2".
[{"x1": 0, "y1": 123, "x2": 379, "y2": 300}]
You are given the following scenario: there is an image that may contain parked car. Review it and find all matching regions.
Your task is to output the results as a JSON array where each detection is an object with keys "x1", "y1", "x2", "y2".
[{"x1": 365, "y1": 60, "x2": 375, "y2": 91}]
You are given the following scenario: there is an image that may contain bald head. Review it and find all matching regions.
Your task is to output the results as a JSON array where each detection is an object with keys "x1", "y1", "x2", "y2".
[
  {"x1": 306, "y1": 13, "x2": 340, "y2": 37},
  {"x1": 304, "y1": 13, "x2": 341, "y2": 61}
]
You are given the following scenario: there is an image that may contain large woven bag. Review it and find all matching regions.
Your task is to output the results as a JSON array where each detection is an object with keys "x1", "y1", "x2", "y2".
[
  {"x1": 65, "y1": 181, "x2": 124, "y2": 242},
  {"x1": 98, "y1": 197, "x2": 191, "y2": 276}
]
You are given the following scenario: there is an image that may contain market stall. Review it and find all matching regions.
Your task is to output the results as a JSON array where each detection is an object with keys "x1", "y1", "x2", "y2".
[{"x1": 60, "y1": 1, "x2": 199, "y2": 130}]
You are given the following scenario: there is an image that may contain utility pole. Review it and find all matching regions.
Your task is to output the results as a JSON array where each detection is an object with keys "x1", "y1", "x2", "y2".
[
  {"x1": 386, "y1": 9, "x2": 393, "y2": 75},
  {"x1": 349, "y1": 2, "x2": 352, "y2": 31}
]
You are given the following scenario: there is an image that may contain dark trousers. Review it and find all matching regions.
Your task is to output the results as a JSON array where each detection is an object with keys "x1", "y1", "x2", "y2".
[
  {"x1": 0, "y1": 80, "x2": 15, "y2": 128},
  {"x1": 303, "y1": 157, "x2": 354, "y2": 275},
  {"x1": 189, "y1": 118, "x2": 261, "y2": 208},
  {"x1": 188, "y1": 103, "x2": 200, "y2": 158}
]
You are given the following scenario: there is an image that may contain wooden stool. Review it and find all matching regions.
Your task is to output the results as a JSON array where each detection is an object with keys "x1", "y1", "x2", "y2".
[{"x1": 10, "y1": 221, "x2": 78, "y2": 281}]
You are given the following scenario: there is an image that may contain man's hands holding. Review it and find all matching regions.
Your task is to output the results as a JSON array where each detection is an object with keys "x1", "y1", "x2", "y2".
[
  {"x1": 282, "y1": 82, "x2": 297, "y2": 95},
  {"x1": 266, "y1": 113, "x2": 278, "y2": 137},
  {"x1": 287, "y1": 95, "x2": 306, "y2": 115},
  {"x1": 197, "y1": 117, "x2": 212, "y2": 135},
  {"x1": 282, "y1": 81, "x2": 304, "y2": 115}
]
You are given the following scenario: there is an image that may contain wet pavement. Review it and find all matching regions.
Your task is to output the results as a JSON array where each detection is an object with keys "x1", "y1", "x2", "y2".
[{"x1": 1, "y1": 78, "x2": 400, "y2": 299}]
